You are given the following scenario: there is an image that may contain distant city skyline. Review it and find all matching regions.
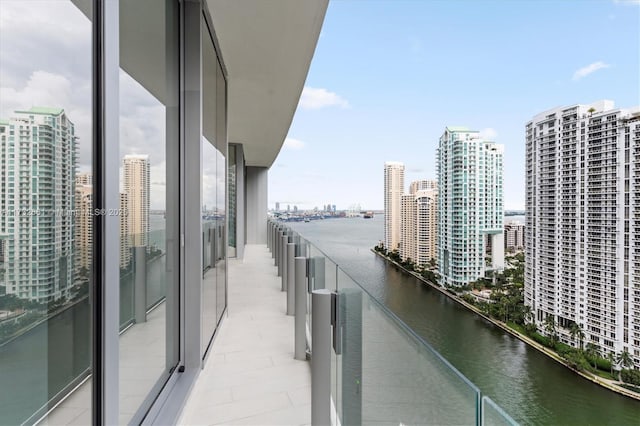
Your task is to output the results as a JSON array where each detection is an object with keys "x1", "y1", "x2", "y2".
[{"x1": 269, "y1": 0, "x2": 639, "y2": 211}]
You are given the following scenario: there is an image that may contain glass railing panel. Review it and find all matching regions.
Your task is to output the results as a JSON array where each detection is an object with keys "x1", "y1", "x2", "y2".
[
  {"x1": 482, "y1": 395, "x2": 518, "y2": 426},
  {"x1": 336, "y1": 267, "x2": 480, "y2": 425},
  {"x1": 146, "y1": 227, "x2": 167, "y2": 310}
]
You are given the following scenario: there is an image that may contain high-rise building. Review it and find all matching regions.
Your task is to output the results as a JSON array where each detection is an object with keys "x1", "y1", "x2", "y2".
[
  {"x1": 123, "y1": 154, "x2": 150, "y2": 248},
  {"x1": 400, "y1": 193, "x2": 416, "y2": 262},
  {"x1": 504, "y1": 221, "x2": 524, "y2": 252},
  {"x1": 400, "y1": 180, "x2": 438, "y2": 266},
  {"x1": 0, "y1": 107, "x2": 77, "y2": 301},
  {"x1": 76, "y1": 172, "x2": 92, "y2": 185},
  {"x1": 275, "y1": 202, "x2": 280, "y2": 212},
  {"x1": 525, "y1": 101, "x2": 640, "y2": 363},
  {"x1": 437, "y1": 127, "x2": 504, "y2": 287},
  {"x1": 384, "y1": 161, "x2": 404, "y2": 251},
  {"x1": 409, "y1": 179, "x2": 437, "y2": 194},
  {"x1": 74, "y1": 181, "x2": 93, "y2": 278},
  {"x1": 119, "y1": 192, "x2": 131, "y2": 269},
  {"x1": 415, "y1": 188, "x2": 438, "y2": 266}
]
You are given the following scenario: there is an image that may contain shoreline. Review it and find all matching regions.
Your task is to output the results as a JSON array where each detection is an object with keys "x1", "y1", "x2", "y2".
[{"x1": 371, "y1": 249, "x2": 640, "y2": 402}]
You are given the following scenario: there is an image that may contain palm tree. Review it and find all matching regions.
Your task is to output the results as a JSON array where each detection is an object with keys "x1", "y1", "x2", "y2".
[
  {"x1": 606, "y1": 352, "x2": 616, "y2": 376},
  {"x1": 543, "y1": 316, "x2": 558, "y2": 347},
  {"x1": 585, "y1": 343, "x2": 599, "y2": 370},
  {"x1": 569, "y1": 323, "x2": 579, "y2": 346},
  {"x1": 568, "y1": 323, "x2": 585, "y2": 350},
  {"x1": 616, "y1": 350, "x2": 634, "y2": 382}
]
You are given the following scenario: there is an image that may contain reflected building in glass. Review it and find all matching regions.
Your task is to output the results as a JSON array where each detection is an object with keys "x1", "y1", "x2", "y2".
[
  {"x1": 123, "y1": 154, "x2": 150, "y2": 248},
  {"x1": 74, "y1": 175, "x2": 93, "y2": 282},
  {"x1": 0, "y1": 107, "x2": 77, "y2": 302}
]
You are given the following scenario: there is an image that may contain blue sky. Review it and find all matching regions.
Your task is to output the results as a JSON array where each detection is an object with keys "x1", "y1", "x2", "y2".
[{"x1": 269, "y1": 0, "x2": 640, "y2": 211}]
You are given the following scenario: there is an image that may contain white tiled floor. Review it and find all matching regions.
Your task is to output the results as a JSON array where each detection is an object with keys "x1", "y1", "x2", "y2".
[
  {"x1": 179, "y1": 244, "x2": 311, "y2": 426},
  {"x1": 43, "y1": 244, "x2": 310, "y2": 425}
]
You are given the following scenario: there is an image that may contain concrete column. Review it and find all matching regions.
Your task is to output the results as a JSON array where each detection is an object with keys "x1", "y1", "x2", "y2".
[{"x1": 246, "y1": 166, "x2": 268, "y2": 244}]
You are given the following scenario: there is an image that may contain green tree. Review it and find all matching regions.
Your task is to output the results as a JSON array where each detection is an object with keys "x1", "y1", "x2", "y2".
[
  {"x1": 568, "y1": 323, "x2": 585, "y2": 350},
  {"x1": 616, "y1": 350, "x2": 634, "y2": 381},
  {"x1": 543, "y1": 316, "x2": 558, "y2": 347},
  {"x1": 606, "y1": 352, "x2": 616, "y2": 376},
  {"x1": 585, "y1": 343, "x2": 600, "y2": 370}
]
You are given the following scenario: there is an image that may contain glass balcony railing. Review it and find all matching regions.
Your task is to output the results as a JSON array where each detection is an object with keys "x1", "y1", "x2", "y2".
[{"x1": 271, "y1": 220, "x2": 517, "y2": 426}]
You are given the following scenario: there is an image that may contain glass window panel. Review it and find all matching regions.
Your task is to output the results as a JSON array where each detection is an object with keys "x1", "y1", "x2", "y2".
[
  {"x1": 0, "y1": 1, "x2": 92, "y2": 424},
  {"x1": 117, "y1": 0, "x2": 180, "y2": 423},
  {"x1": 201, "y1": 14, "x2": 227, "y2": 357}
]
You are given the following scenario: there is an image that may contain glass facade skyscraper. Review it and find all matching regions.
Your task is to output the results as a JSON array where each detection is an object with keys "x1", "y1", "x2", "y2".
[{"x1": 437, "y1": 127, "x2": 504, "y2": 287}]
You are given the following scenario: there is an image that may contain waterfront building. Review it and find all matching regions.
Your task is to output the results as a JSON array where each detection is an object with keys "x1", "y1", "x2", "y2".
[
  {"x1": 123, "y1": 154, "x2": 150, "y2": 248},
  {"x1": 400, "y1": 193, "x2": 416, "y2": 262},
  {"x1": 401, "y1": 180, "x2": 438, "y2": 266},
  {"x1": 437, "y1": 126, "x2": 504, "y2": 287},
  {"x1": 504, "y1": 220, "x2": 524, "y2": 252},
  {"x1": 0, "y1": 107, "x2": 77, "y2": 302},
  {"x1": 525, "y1": 101, "x2": 640, "y2": 365},
  {"x1": 409, "y1": 179, "x2": 437, "y2": 194},
  {"x1": 384, "y1": 161, "x2": 405, "y2": 251},
  {"x1": 416, "y1": 188, "x2": 438, "y2": 266}
]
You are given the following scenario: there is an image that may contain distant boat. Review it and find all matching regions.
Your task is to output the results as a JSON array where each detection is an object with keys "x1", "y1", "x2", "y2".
[{"x1": 363, "y1": 211, "x2": 373, "y2": 219}]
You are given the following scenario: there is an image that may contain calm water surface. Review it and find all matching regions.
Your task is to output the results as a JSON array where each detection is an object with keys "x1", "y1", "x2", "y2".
[{"x1": 290, "y1": 215, "x2": 640, "y2": 426}]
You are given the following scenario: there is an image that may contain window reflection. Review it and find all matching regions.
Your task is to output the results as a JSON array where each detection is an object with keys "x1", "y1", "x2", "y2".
[
  {"x1": 0, "y1": 1, "x2": 92, "y2": 424},
  {"x1": 117, "y1": 0, "x2": 179, "y2": 423},
  {"x1": 202, "y1": 15, "x2": 227, "y2": 358}
]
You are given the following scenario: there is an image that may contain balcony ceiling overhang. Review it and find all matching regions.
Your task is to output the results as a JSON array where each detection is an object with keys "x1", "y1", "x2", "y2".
[
  {"x1": 205, "y1": 0, "x2": 328, "y2": 167},
  {"x1": 70, "y1": 0, "x2": 327, "y2": 168}
]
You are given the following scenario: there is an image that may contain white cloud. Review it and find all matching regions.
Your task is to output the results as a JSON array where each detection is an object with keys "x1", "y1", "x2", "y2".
[
  {"x1": 479, "y1": 128, "x2": 498, "y2": 140},
  {"x1": 299, "y1": 87, "x2": 349, "y2": 109},
  {"x1": 572, "y1": 61, "x2": 611, "y2": 80},
  {"x1": 283, "y1": 137, "x2": 305, "y2": 150},
  {"x1": 0, "y1": 71, "x2": 72, "y2": 117}
]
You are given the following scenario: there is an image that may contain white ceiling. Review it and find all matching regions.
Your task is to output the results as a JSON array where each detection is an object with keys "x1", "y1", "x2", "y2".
[
  {"x1": 205, "y1": 0, "x2": 328, "y2": 167},
  {"x1": 71, "y1": 0, "x2": 327, "y2": 168}
]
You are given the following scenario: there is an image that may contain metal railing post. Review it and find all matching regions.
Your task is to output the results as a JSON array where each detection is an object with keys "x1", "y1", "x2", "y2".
[
  {"x1": 267, "y1": 221, "x2": 272, "y2": 250},
  {"x1": 287, "y1": 242, "x2": 296, "y2": 315},
  {"x1": 311, "y1": 289, "x2": 332, "y2": 426},
  {"x1": 281, "y1": 233, "x2": 288, "y2": 290},
  {"x1": 277, "y1": 230, "x2": 284, "y2": 276},
  {"x1": 294, "y1": 256, "x2": 307, "y2": 360},
  {"x1": 272, "y1": 225, "x2": 277, "y2": 260}
]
